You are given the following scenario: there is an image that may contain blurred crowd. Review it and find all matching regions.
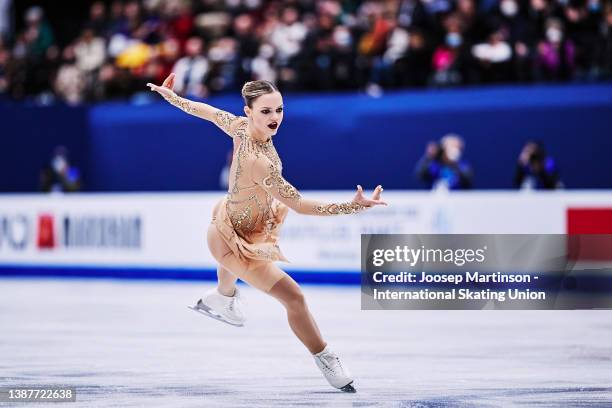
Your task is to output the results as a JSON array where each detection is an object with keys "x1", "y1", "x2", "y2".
[{"x1": 0, "y1": 0, "x2": 611, "y2": 104}]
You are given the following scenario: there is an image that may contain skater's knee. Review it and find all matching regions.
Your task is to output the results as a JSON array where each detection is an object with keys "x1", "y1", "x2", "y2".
[
  {"x1": 269, "y1": 276, "x2": 306, "y2": 310},
  {"x1": 285, "y1": 289, "x2": 306, "y2": 311}
]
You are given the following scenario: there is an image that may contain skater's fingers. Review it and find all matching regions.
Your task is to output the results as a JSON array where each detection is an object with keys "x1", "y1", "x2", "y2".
[
  {"x1": 362, "y1": 198, "x2": 388, "y2": 207},
  {"x1": 369, "y1": 199, "x2": 388, "y2": 206},
  {"x1": 162, "y1": 73, "x2": 175, "y2": 88},
  {"x1": 372, "y1": 185, "x2": 383, "y2": 200},
  {"x1": 371, "y1": 191, "x2": 379, "y2": 200}
]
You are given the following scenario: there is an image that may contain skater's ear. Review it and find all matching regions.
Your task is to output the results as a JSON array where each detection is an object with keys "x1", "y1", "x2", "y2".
[{"x1": 243, "y1": 105, "x2": 251, "y2": 117}]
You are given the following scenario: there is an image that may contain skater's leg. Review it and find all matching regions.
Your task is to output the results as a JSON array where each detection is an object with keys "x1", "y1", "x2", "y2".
[
  {"x1": 207, "y1": 224, "x2": 287, "y2": 292},
  {"x1": 207, "y1": 224, "x2": 249, "y2": 276},
  {"x1": 266, "y1": 270, "x2": 326, "y2": 354},
  {"x1": 206, "y1": 225, "x2": 354, "y2": 391},
  {"x1": 217, "y1": 266, "x2": 238, "y2": 297},
  {"x1": 197, "y1": 224, "x2": 252, "y2": 325}
]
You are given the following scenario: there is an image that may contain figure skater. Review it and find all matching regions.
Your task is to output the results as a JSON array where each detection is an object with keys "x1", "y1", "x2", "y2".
[{"x1": 147, "y1": 74, "x2": 386, "y2": 393}]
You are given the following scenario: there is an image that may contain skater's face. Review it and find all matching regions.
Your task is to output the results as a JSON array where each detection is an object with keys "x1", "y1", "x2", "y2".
[{"x1": 244, "y1": 91, "x2": 283, "y2": 137}]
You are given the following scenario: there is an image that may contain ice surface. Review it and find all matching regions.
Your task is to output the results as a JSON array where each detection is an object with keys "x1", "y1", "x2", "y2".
[{"x1": 0, "y1": 277, "x2": 611, "y2": 407}]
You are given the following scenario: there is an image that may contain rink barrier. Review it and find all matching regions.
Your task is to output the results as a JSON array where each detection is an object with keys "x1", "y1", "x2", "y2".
[
  {"x1": 0, "y1": 265, "x2": 361, "y2": 285},
  {"x1": 2, "y1": 191, "x2": 612, "y2": 273},
  {"x1": 2, "y1": 266, "x2": 612, "y2": 292}
]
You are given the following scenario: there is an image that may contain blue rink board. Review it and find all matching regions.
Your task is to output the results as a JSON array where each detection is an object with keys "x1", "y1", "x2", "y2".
[
  {"x1": 2, "y1": 265, "x2": 612, "y2": 292},
  {"x1": 0, "y1": 265, "x2": 361, "y2": 285}
]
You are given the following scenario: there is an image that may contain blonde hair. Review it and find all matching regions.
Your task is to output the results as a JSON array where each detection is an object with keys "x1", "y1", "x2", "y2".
[{"x1": 241, "y1": 80, "x2": 279, "y2": 108}]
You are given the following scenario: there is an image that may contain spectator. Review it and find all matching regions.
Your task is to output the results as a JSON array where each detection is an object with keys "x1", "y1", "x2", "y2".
[
  {"x1": 74, "y1": 28, "x2": 106, "y2": 100},
  {"x1": 562, "y1": 0, "x2": 601, "y2": 80},
  {"x1": 0, "y1": 0, "x2": 11, "y2": 43},
  {"x1": 269, "y1": 6, "x2": 307, "y2": 89},
  {"x1": 206, "y1": 37, "x2": 238, "y2": 92},
  {"x1": 416, "y1": 134, "x2": 473, "y2": 190},
  {"x1": 74, "y1": 28, "x2": 106, "y2": 74},
  {"x1": 602, "y1": 4, "x2": 612, "y2": 78},
  {"x1": 431, "y1": 14, "x2": 470, "y2": 86},
  {"x1": 492, "y1": 0, "x2": 537, "y2": 82},
  {"x1": 251, "y1": 42, "x2": 277, "y2": 83},
  {"x1": 297, "y1": 12, "x2": 336, "y2": 90},
  {"x1": 233, "y1": 13, "x2": 259, "y2": 85},
  {"x1": 22, "y1": 6, "x2": 54, "y2": 59},
  {"x1": 536, "y1": 18, "x2": 575, "y2": 80},
  {"x1": 172, "y1": 36, "x2": 209, "y2": 98},
  {"x1": 39, "y1": 146, "x2": 82, "y2": 193},
  {"x1": 471, "y1": 29, "x2": 513, "y2": 82},
  {"x1": 269, "y1": 7, "x2": 307, "y2": 67},
  {"x1": 457, "y1": 0, "x2": 488, "y2": 44},
  {"x1": 0, "y1": 41, "x2": 8, "y2": 94},
  {"x1": 368, "y1": 18, "x2": 410, "y2": 91},
  {"x1": 12, "y1": 6, "x2": 56, "y2": 98},
  {"x1": 87, "y1": 1, "x2": 109, "y2": 38},
  {"x1": 394, "y1": 29, "x2": 432, "y2": 87},
  {"x1": 54, "y1": 46, "x2": 85, "y2": 104},
  {"x1": 164, "y1": 0, "x2": 193, "y2": 47},
  {"x1": 514, "y1": 141, "x2": 562, "y2": 189},
  {"x1": 329, "y1": 25, "x2": 358, "y2": 90},
  {"x1": 95, "y1": 62, "x2": 130, "y2": 100}
]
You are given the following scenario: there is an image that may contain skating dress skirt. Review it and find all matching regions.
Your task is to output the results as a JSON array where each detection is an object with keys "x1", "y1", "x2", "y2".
[{"x1": 210, "y1": 120, "x2": 290, "y2": 266}]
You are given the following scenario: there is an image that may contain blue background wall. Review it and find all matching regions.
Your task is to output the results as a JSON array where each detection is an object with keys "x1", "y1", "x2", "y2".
[
  {"x1": 1, "y1": 84, "x2": 611, "y2": 192},
  {"x1": 1, "y1": 103, "x2": 90, "y2": 192}
]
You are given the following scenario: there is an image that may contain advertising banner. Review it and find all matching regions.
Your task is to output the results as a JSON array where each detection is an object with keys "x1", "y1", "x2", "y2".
[{"x1": 1, "y1": 192, "x2": 611, "y2": 274}]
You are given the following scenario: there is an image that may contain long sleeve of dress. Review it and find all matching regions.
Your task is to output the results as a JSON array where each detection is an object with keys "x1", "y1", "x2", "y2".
[
  {"x1": 250, "y1": 156, "x2": 365, "y2": 215},
  {"x1": 162, "y1": 91, "x2": 246, "y2": 138}
]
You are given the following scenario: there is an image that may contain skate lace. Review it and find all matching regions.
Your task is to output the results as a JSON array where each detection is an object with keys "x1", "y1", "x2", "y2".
[
  {"x1": 319, "y1": 352, "x2": 342, "y2": 375},
  {"x1": 227, "y1": 289, "x2": 246, "y2": 313}
]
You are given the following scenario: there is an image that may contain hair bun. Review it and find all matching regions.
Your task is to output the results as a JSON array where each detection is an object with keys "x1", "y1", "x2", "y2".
[
  {"x1": 241, "y1": 80, "x2": 279, "y2": 107},
  {"x1": 241, "y1": 81, "x2": 252, "y2": 97}
]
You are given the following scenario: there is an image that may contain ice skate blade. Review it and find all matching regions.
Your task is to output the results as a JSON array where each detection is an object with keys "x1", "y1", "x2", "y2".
[
  {"x1": 339, "y1": 382, "x2": 356, "y2": 393},
  {"x1": 188, "y1": 304, "x2": 244, "y2": 327}
]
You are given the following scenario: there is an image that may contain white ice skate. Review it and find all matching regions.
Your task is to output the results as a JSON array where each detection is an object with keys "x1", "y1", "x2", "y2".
[
  {"x1": 313, "y1": 345, "x2": 356, "y2": 393},
  {"x1": 188, "y1": 287, "x2": 245, "y2": 327}
]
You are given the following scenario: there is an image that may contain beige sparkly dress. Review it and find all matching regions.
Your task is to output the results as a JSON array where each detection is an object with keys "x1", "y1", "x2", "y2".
[{"x1": 210, "y1": 111, "x2": 365, "y2": 265}]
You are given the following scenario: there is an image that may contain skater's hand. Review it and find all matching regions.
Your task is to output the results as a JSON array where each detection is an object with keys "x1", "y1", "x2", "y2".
[
  {"x1": 146, "y1": 73, "x2": 176, "y2": 98},
  {"x1": 352, "y1": 185, "x2": 387, "y2": 208}
]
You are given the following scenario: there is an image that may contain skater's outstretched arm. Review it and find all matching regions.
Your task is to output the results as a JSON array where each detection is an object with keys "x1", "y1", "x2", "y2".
[
  {"x1": 251, "y1": 157, "x2": 387, "y2": 215},
  {"x1": 147, "y1": 73, "x2": 245, "y2": 138}
]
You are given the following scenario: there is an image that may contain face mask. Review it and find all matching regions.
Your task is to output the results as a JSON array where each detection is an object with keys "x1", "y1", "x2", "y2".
[
  {"x1": 259, "y1": 44, "x2": 274, "y2": 59},
  {"x1": 445, "y1": 147, "x2": 462, "y2": 162},
  {"x1": 52, "y1": 156, "x2": 67, "y2": 173},
  {"x1": 333, "y1": 30, "x2": 352, "y2": 47},
  {"x1": 244, "y1": 0, "x2": 261, "y2": 8},
  {"x1": 209, "y1": 47, "x2": 224, "y2": 62},
  {"x1": 446, "y1": 32, "x2": 462, "y2": 48},
  {"x1": 500, "y1": 0, "x2": 518, "y2": 16},
  {"x1": 546, "y1": 28, "x2": 562, "y2": 43}
]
